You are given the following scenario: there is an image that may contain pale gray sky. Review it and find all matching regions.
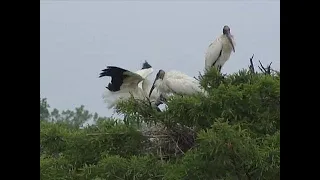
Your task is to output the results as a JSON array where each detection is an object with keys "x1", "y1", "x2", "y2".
[{"x1": 40, "y1": 1, "x2": 280, "y2": 117}]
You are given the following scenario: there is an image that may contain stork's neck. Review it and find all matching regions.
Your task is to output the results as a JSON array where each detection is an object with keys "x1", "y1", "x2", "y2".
[
  {"x1": 142, "y1": 79, "x2": 151, "y2": 96},
  {"x1": 221, "y1": 35, "x2": 234, "y2": 49}
]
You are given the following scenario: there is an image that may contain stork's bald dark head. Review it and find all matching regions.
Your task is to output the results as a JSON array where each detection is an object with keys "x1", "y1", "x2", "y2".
[
  {"x1": 156, "y1": 70, "x2": 165, "y2": 80},
  {"x1": 149, "y1": 69, "x2": 166, "y2": 97},
  {"x1": 141, "y1": 60, "x2": 152, "y2": 69},
  {"x1": 223, "y1": 25, "x2": 231, "y2": 35},
  {"x1": 222, "y1": 25, "x2": 235, "y2": 53}
]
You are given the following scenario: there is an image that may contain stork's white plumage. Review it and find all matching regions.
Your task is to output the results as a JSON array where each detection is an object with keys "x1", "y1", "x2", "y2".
[
  {"x1": 205, "y1": 25, "x2": 236, "y2": 72},
  {"x1": 149, "y1": 70, "x2": 208, "y2": 98},
  {"x1": 99, "y1": 61, "x2": 164, "y2": 110}
]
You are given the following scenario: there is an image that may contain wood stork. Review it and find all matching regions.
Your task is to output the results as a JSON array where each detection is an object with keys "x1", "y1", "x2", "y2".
[
  {"x1": 148, "y1": 69, "x2": 208, "y2": 98},
  {"x1": 205, "y1": 25, "x2": 236, "y2": 72},
  {"x1": 99, "y1": 61, "x2": 165, "y2": 110}
]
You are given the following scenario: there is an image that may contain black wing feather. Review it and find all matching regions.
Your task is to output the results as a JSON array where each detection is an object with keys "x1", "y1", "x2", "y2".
[
  {"x1": 99, "y1": 66, "x2": 131, "y2": 92},
  {"x1": 211, "y1": 49, "x2": 223, "y2": 67}
]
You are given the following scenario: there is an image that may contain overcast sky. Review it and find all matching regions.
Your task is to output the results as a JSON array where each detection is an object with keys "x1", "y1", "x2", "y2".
[{"x1": 40, "y1": 1, "x2": 280, "y2": 118}]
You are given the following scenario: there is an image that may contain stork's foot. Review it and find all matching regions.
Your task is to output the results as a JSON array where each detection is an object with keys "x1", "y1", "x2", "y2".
[
  {"x1": 159, "y1": 94, "x2": 168, "y2": 104},
  {"x1": 151, "y1": 101, "x2": 163, "y2": 112},
  {"x1": 155, "y1": 106, "x2": 162, "y2": 112},
  {"x1": 221, "y1": 73, "x2": 227, "y2": 78},
  {"x1": 216, "y1": 66, "x2": 227, "y2": 79}
]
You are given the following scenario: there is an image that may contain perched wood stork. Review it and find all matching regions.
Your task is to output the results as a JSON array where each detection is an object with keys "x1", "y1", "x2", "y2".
[
  {"x1": 148, "y1": 69, "x2": 208, "y2": 98},
  {"x1": 205, "y1": 25, "x2": 236, "y2": 72},
  {"x1": 99, "y1": 61, "x2": 165, "y2": 110}
]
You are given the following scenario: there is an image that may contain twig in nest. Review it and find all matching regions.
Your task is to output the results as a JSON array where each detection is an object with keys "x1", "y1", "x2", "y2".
[
  {"x1": 159, "y1": 147, "x2": 164, "y2": 164},
  {"x1": 170, "y1": 136, "x2": 185, "y2": 155},
  {"x1": 249, "y1": 54, "x2": 255, "y2": 73},
  {"x1": 144, "y1": 135, "x2": 169, "y2": 138},
  {"x1": 176, "y1": 123, "x2": 196, "y2": 133},
  {"x1": 86, "y1": 132, "x2": 125, "y2": 136}
]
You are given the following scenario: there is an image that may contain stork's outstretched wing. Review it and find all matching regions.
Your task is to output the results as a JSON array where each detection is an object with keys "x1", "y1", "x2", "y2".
[{"x1": 99, "y1": 66, "x2": 144, "y2": 92}]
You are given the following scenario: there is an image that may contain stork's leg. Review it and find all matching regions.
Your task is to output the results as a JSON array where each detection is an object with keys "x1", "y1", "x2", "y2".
[
  {"x1": 155, "y1": 106, "x2": 162, "y2": 112},
  {"x1": 123, "y1": 115, "x2": 129, "y2": 125},
  {"x1": 217, "y1": 65, "x2": 222, "y2": 73}
]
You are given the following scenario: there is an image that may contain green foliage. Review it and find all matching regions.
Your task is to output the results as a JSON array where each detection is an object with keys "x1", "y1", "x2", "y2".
[
  {"x1": 78, "y1": 155, "x2": 164, "y2": 180},
  {"x1": 40, "y1": 62, "x2": 280, "y2": 180},
  {"x1": 49, "y1": 105, "x2": 95, "y2": 128},
  {"x1": 40, "y1": 156, "x2": 76, "y2": 180},
  {"x1": 40, "y1": 120, "x2": 70, "y2": 156},
  {"x1": 163, "y1": 68, "x2": 280, "y2": 135},
  {"x1": 40, "y1": 97, "x2": 50, "y2": 121},
  {"x1": 40, "y1": 98, "x2": 107, "y2": 128},
  {"x1": 164, "y1": 121, "x2": 280, "y2": 180},
  {"x1": 40, "y1": 119, "x2": 147, "y2": 168}
]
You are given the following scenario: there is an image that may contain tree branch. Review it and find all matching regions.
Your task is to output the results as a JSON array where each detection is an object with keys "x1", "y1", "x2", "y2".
[
  {"x1": 249, "y1": 54, "x2": 255, "y2": 73},
  {"x1": 258, "y1": 60, "x2": 272, "y2": 75}
]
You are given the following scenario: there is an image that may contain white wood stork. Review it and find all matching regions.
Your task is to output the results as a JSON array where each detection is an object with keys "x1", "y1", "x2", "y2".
[
  {"x1": 205, "y1": 25, "x2": 236, "y2": 72},
  {"x1": 148, "y1": 69, "x2": 208, "y2": 98},
  {"x1": 99, "y1": 61, "x2": 165, "y2": 110}
]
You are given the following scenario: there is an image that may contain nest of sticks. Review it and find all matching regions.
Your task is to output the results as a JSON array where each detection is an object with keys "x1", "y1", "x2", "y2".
[{"x1": 140, "y1": 122, "x2": 197, "y2": 161}]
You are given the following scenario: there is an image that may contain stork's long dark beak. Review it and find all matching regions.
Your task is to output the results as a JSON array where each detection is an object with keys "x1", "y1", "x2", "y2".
[
  {"x1": 149, "y1": 77, "x2": 159, "y2": 98},
  {"x1": 227, "y1": 33, "x2": 235, "y2": 53}
]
